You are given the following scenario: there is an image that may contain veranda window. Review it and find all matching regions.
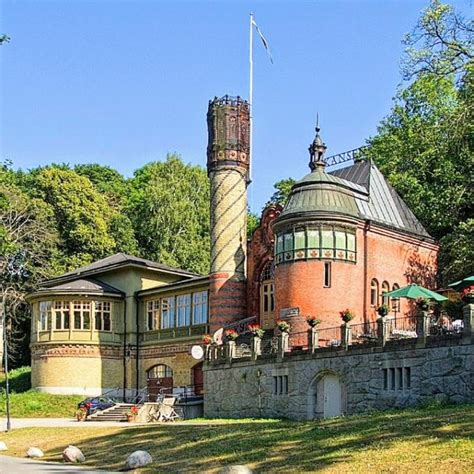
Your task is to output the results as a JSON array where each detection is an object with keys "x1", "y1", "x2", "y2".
[
  {"x1": 176, "y1": 294, "x2": 191, "y2": 327},
  {"x1": 161, "y1": 297, "x2": 175, "y2": 329},
  {"x1": 95, "y1": 301, "x2": 111, "y2": 331},
  {"x1": 39, "y1": 301, "x2": 51, "y2": 331},
  {"x1": 147, "y1": 300, "x2": 160, "y2": 330},
  {"x1": 192, "y1": 291, "x2": 208, "y2": 325},
  {"x1": 73, "y1": 301, "x2": 91, "y2": 330},
  {"x1": 54, "y1": 301, "x2": 70, "y2": 330}
]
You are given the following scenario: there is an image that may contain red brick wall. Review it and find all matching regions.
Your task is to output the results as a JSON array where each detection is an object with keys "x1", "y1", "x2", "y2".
[{"x1": 273, "y1": 223, "x2": 438, "y2": 340}]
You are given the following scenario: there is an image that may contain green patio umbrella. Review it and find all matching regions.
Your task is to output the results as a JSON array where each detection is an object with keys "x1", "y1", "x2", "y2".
[
  {"x1": 448, "y1": 275, "x2": 474, "y2": 291},
  {"x1": 385, "y1": 283, "x2": 448, "y2": 302}
]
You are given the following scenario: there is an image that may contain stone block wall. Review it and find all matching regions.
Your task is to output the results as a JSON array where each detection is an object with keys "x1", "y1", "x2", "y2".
[{"x1": 204, "y1": 338, "x2": 473, "y2": 420}]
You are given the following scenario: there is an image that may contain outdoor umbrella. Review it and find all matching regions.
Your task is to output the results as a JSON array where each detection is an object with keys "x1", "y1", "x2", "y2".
[
  {"x1": 448, "y1": 275, "x2": 474, "y2": 291},
  {"x1": 384, "y1": 283, "x2": 447, "y2": 302}
]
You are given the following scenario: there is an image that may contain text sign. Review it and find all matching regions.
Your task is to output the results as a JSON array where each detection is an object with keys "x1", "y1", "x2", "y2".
[{"x1": 280, "y1": 307, "x2": 300, "y2": 319}]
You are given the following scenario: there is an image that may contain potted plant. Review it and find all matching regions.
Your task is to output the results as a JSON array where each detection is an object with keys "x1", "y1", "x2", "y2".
[
  {"x1": 276, "y1": 320, "x2": 290, "y2": 333},
  {"x1": 306, "y1": 315, "x2": 321, "y2": 328},
  {"x1": 202, "y1": 334, "x2": 213, "y2": 345},
  {"x1": 461, "y1": 285, "x2": 474, "y2": 304},
  {"x1": 224, "y1": 328, "x2": 239, "y2": 341},
  {"x1": 76, "y1": 407, "x2": 87, "y2": 422},
  {"x1": 126, "y1": 406, "x2": 139, "y2": 422},
  {"x1": 377, "y1": 305, "x2": 389, "y2": 317},
  {"x1": 248, "y1": 323, "x2": 265, "y2": 338},
  {"x1": 415, "y1": 297, "x2": 430, "y2": 311},
  {"x1": 340, "y1": 309, "x2": 355, "y2": 323}
]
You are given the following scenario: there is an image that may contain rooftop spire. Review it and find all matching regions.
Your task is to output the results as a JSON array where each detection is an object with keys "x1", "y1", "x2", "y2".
[{"x1": 308, "y1": 118, "x2": 327, "y2": 171}]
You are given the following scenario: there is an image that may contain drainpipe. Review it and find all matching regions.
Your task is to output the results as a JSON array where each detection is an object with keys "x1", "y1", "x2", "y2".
[
  {"x1": 135, "y1": 293, "x2": 140, "y2": 401},
  {"x1": 122, "y1": 299, "x2": 127, "y2": 402},
  {"x1": 363, "y1": 221, "x2": 370, "y2": 323}
]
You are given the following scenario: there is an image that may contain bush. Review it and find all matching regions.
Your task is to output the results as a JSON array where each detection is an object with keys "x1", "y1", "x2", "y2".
[{"x1": 0, "y1": 366, "x2": 31, "y2": 393}]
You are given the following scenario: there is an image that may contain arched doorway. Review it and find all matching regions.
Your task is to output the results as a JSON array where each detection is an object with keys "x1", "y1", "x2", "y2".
[
  {"x1": 307, "y1": 372, "x2": 343, "y2": 419},
  {"x1": 192, "y1": 362, "x2": 204, "y2": 396},
  {"x1": 147, "y1": 364, "x2": 173, "y2": 399}
]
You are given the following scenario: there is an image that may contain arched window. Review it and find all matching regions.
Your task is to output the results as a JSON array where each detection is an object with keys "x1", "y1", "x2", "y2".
[
  {"x1": 147, "y1": 364, "x2": 173, "y2": 379},
  {"x1": 381, "y1": 281, "x2": 390, "y2": 307},
  {"x1": 391, "y1": 283, "x2": 400, "y2": 312},
  {"x1": 370, "y1": 279, "x2": 379, "y2": 307},
  {"x1": 260, "y1": 261, "x2": 275, "y2": 328}
]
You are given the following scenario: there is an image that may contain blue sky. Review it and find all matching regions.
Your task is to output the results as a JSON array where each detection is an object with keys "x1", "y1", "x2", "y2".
[{"x1": 1, "y1": 0, "x2": 470, "y2": 212}]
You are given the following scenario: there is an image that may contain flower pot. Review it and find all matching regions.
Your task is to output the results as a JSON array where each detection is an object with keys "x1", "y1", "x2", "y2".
[
  {"x1": 126, "y1": 415, "x2": 136, "y2": 423},
  {"x1": 76, "y1": 415, "x2": 86, "y2": 422}
]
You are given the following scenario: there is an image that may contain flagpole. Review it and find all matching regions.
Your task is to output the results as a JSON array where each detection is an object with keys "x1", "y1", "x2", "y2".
[{"x1": 249, "y1": 12, "x2": 253, "y2": 182}]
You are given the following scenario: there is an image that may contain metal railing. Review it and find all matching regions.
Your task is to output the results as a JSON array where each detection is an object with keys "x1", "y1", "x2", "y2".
[
  {"x1": 224, "y1": 316, "x2": 257, "y2": 333},
  {"x1": 386, "y1": 316, "x2": 417, "y2": 340},
  {"x1": 350, "y1": 320, "x2": 378, "y2": 344}
]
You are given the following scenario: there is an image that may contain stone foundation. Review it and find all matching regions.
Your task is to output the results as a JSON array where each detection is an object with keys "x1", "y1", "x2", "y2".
[{"x1": 204, "y1": 337, "x2": 473, "y2": 420}]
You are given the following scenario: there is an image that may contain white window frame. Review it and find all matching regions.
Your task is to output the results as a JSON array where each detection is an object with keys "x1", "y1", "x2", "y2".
[
  {"x1": 95, "y1": 301, "x2": 112, "y2": 332},
  {"x1": 161, "y1": 297, "x2": 175, "y2": 329},
  {"x1": 53, "y1": 301, "x2": 70, "y2": 330},
  {"x1": 146, "y1": 300, "x2": 160, "y2": 331},
  {"x1": 39, "y1": 301, "x2": 51, "y2": 331},
  {"x1": 192, "y1": 291, "x2": 208, "y2": 325},
  {"x1": 73, "y1": 300, "x2": 91, "y2": 330},
  {"x1": 176, "y1": 294, "x2": 191, "y2": 327}
]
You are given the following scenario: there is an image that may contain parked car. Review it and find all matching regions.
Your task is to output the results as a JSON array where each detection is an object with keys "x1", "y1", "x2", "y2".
[{"x1": 77, "y1": 396, "x2": 116, "y2": 416}]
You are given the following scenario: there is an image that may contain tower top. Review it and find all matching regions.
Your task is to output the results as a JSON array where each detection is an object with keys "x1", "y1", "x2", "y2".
[
  {"x1": 308, "y1": 123, "x2": 327, "y2": 171},
  {"x1": 207, "y1": 95, "x2": 250, "y2": 176}
]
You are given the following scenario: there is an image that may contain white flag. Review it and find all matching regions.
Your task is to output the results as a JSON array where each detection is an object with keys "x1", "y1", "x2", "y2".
[{"x1": 252, "y1": 19, "x2": 273, "y2": 64}]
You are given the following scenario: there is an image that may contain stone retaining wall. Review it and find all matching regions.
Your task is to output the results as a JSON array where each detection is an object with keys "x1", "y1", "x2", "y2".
[{"x1": 203, "y1": 337, "x2": 473, "y2": 420}]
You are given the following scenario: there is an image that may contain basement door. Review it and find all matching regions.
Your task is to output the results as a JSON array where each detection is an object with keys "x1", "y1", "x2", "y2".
[{"x1": 323, "y1": 374, "x2": 342, "y2": 418}]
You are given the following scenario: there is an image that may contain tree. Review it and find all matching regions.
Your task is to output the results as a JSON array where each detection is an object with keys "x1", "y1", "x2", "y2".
[
  {"x1": 366, "y1": 1, "x2": 473, "y2": 284},
  {"x1": 127, "y1": 155, "x2": 210, "y2": 274},
  {"x1": 402, "y1": 0, "x2": 473, "y2": 80},
  {"x1": 0, "y1": 35, "x2": 10, "y2": 45},
  {"x1": 1, "y1": 164, "x2": 61, "y2": 367},
  {"x1": 266, "y1": 178, "x2": 295, "y2": 207},
  {"x1": 32, "y1": 167, "x2": 116, "y2": 268}
]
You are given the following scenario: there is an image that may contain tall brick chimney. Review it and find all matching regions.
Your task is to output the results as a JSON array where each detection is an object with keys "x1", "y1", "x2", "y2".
[{"x1": 207, "y1": 95, "x2": 250, "y2": 332}]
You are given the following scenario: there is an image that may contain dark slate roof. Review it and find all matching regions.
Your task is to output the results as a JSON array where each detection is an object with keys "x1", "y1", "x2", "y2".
[
  {"x1": 29, "y1": 278, "x2": 124, "y2": 298},
  {"x1": 45, "y1": 253, "x2": 198, "y2": 286},
  {"x1": 331, "y1": 160, "x2": 431, "y2": 238}
]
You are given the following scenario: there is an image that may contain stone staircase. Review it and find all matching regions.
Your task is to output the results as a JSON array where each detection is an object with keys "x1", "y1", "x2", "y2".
[{"x1": 87, "y1": 403, "x2": 136, "y2": 422}]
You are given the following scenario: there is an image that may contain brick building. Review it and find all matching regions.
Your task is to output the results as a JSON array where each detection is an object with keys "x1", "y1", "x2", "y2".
[{"x1": 27, "y1": 95, "x2": 438, "y2": 398}]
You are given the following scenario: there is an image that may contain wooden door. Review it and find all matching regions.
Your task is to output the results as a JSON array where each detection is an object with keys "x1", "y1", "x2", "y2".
[
  {"x1": 147, "y1": 364, "x2": 173, "y2": 400},
  {"x1": 192, "y1": 362, "x2": 204, "y2": 395}
]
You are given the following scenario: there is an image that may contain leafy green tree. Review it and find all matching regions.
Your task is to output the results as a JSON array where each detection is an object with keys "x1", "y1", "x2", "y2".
[
  {"x1": 127, "y1": 154, "x2": 210, "y2": 274},
  {"x1": 0, "y1": 34, "x2": 10, "y2": 45},
  {"x1": 402, "y1": 0, "x2": 473, "y2": 80},
  {"x1": 32, "y1": 168, "x2": 116, "y2": 267},
  {"x1": 74, "y1": 164, "x2": 138, "y2": 254},
  {"x1": 367, "y1": 1, "x2": 473, "y2": 284},
  {"x1": 247, "y1": 211, "x2": 260, "y2": 238},
  {"x1": 266, "y1": 178, "x2": 295, "y2": 207}
]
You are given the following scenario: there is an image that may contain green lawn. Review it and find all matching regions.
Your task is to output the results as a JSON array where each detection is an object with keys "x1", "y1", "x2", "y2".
[
  {"x1": 1, "y1": 404, "x2": 473, "y2": 473},
  {"x1": 1, "y1": 367, "x2": 83, "y2": 417}
]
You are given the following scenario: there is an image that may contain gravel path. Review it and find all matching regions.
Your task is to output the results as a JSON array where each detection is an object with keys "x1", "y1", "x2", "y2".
[
  {"x1": 1, "y1": 418, "x2": 144, "y2": 430},
  {"x1": 0, "y1": 455, "x2": 119, "y2": 473}
]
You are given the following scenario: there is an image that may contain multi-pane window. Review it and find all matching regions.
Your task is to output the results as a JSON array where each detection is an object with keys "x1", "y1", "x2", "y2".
[
  {"x1": 275, "y1": 226, "x2": 357, "y2": 264},
  {"x1": 381, "y1": 281, "x2": 390, "y2": 307},
  {"x1": 54, "y1": 301, "x2": 70, "y2": 330},
  {"x1": 371, "y1": 279, "x2": 379, "y2": 307},
  {"x1": 261, "y1": 283, "x2": 275, "y2": 313},
  {"x1": 73, "y1": 301, "x2": 91, "y2": 330},
  {"x1": 147, "y1": 364, "x2": 173, "y2": 379},
  {"x1": 39, "y1": 301, "x2": 51, "y2": 331},
  {"x1": 147, "y1": 300, "x2": 160, "y2": 331},
  {"x1": 391, "y1": 284, "x2": 400, "y2": 312},
  {"x1": 192, "y1": 292, "x2": 208, "y2": 325},
  {"x1": 95, "y1": 301, "x2": 111, "y2": 331},
  {"x1": 176, "y1": 294, "x2": 191, "y2": 327},
  {"x1": 161, "y1": 297, "x2": 175, "y2": 329}
]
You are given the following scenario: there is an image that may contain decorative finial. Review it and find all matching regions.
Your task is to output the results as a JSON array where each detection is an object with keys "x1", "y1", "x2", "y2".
[{"x1": 308, "y1": 118, "x2": 327, "y2": 171}]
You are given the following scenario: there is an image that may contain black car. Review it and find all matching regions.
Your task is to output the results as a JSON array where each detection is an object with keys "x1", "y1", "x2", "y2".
[{"x1": 78, "y1": 396, "x2": 116, "y2": 416}]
